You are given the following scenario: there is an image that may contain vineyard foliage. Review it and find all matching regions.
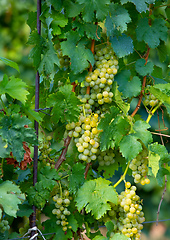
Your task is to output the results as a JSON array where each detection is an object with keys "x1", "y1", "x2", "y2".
[{"x1": 0, "y1": 0, "x2": 170, "y2": 239}]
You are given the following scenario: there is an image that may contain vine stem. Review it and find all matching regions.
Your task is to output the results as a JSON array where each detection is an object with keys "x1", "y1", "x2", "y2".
[
  {"x1": 114, "y1": 162, "x2": 130, "y2": 188},
  {"x1": 146, "y1": 102, "x2": 162, "y2": 124}
]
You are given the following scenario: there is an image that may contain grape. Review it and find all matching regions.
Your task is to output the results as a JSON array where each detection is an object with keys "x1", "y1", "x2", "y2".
[
  {"x1": 143, "y1": 93, "x2": 159, "y2": 107},
  {"x1": 0, "y1": 220, "x2": 10, "y2": 233},
  {"x1": 102, "y1": 183, "x2": 145, "y2": 239},
  {"x1": 129, "y1": 149, "x2": 150, "y2": 185},
  {"x1": 52, "y1": 188, "x2": 72, "y2": 232}
]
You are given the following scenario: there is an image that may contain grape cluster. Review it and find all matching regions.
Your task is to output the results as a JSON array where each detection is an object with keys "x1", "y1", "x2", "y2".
[
  {"x1": 52, "y1": 189, "x2": 72, "y2": 231},
  {"x1": 103, "y1": 182, "x2": 145, "y2": 240},
  {"x1": 66, "y1": 113, "x2": 101, "y2": 163},
  {"x1": 39, "y1": 136, "x2": 55, "y2": 167},
  {"x1": 0, "y1": 220, "x2": 10, "y2": 233},
  {"x1": 77, "y1": 44, "x2": 119, "y2": 115},
  {"x1": 143, "y1": 93, "x2": 158, "y2": 107},
  {"x1": 56, "y1": 47, "x2": 70, "y2": 69},
  {"x1": 97, "y1": 148, "x2": 115, "y2": 166},
  {"x1": 129, "y1": 149, "x2": 150, "y2": 185}
]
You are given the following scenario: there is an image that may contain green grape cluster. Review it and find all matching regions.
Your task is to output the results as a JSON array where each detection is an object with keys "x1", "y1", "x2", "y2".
[
  {"x1": 52, "y1": 189, "x2": 72, "y2": 232},
  {"x1": 103, "y1": 182, "x2": 145, "y2": 240},
  {"x1": 143, "y1": 93, "x2": 158, "y2": 107},
  {"x1": 57, "y1": 48, "x2": 70, "y2": 69},
  {"x1": 97, "y1": 148, "x2": 115, "y2": 166},
  {"x1": 66, "y1": 113, "x2": 101, "y2": 163},
  {"x1": 39, "y1": 136, "x2": 55, "y2": 167},
  {"x1": 129, "y1": 149, "x2": 150, "y2": 185},
  {"x1": 0, "y1": 220, "x2": 10, "y2": 233},
  {"x1": 77, "y1": 44, "x2": 119, "y2": 115}
]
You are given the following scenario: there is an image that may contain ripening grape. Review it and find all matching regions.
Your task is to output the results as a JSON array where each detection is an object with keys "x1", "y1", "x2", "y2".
[
  {"x1": 97, "y1": 148, "x2": 115, "y2": 166},
  {"x1": 143, "y1": 93, "x2": 158, "y2": 108},
  {"x1": 0, "y1": 220, "x2": 10, "y2": 233},
  {"x1": 52, "y1": 188, "x2": 72, "y2": 232},
  {"x1": 129, "y1": 149, "x2": 150, "y2": 185},
  {"x1": 102, "y1": 183, "x2": 145, "y2": 240}
]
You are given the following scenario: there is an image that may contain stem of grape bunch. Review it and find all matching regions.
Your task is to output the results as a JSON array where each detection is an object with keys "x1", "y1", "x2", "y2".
[{"x1": 114, "y1": 162, "x2": 130, "y2": 188}]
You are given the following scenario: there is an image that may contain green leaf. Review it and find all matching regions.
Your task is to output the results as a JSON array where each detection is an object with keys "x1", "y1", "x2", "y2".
[
  {"x1": 98, "y1": 106, "x2": 120, "y2": 150},
  {"x1": 148, "y1": 85, "x2": 170, "y2": 104},
  {"x1": 64, "y1": 0, "x2": 83, "y2": 17},
  {"x1": 76, "y1": 178, "x2": 118, "y2": 219},
  {"x1": 120, "y1": 0, "x2": 155, "y2": 13},
  {"x1": 28, "y1": 31, "x2": 45, "y2": 69},
  {"x1": 93, "y1": 236, "x2": 107, "y2": 240},
  {"x1": 132, "y1": 120, "x2": 152, "y2": 146},
  {"x1": 136, "y1": 18, "x2": 168, "y2": 48},
  {"x1": 156, "y1": 168, "x2": 170, "y2": 186},
  {"x1": 148, "y1": 151, "x2": 160, "y2": 177},
  {"x1": 0, "y1": 57, "x2": 19, "y2": 72},
  {"x1": 0, "y1": 181, "x2": 25, "y2": 217},
  {"x1": 47, "y1": 84, "x2": 81, "y2": 123},
  {"x1": 106, "y1": 221, "x2": 114, "y2": 238},
  {"x1": 61, "y1": 31, "x2": 94, "y2": 74},
  {"x1": 98, "y1": 162, "x2": 119, "y2": 179},
  {"x1": 106, "y1": 3, "x2": 131, "y2": 35},
  {"x1": 69, "y1": 163, "x2": 85, "y2": 194},
  {"x1": 67, "y1": 214, "x2": 78, "y2": 232},
  {"x1": 0, "y1": 137, "x2": 9, "y2": 158},
  {"x1": 0, "y1": 75, "x2": 29, "y2": 103},
  {"x1": 47, "y1": 0, "x2": 63, "y2": 10},
  {"x1": 110, "y1": 34, "x2": 134, "y2": 58},
  {"x1": 135, "y1": 59, "x2": 154, "y2": 76},
  {"x1": 51, "y1": 12, "x2": 68, "y2": 35},
  {"x1": 111, "y1": 233, "x2": 129, "y2": 240},
  {"x1": 27, "y1": 11, "x2": 37, "y2": 30},
  {"x1": 39, "y1": 166, "x2": 60, "y2": 181},
  {"x1": 119, "y1": 135, "x2": 142, "y2": 161},
  {"x1": 38, "y1": 42, "x2": 60, "y2": 74},
  {"x1": 112, "y1": 82, "x2": 130, "y2": 114},
  {"x1": 76, "y1": 0, "x2": 110, "y2": 22},
  {"x1": 115, "y1": 70, "x2": 141, "y2": 98},
  {"x1": 17, "y1": 203, "x2": 34, "y2": 217}
]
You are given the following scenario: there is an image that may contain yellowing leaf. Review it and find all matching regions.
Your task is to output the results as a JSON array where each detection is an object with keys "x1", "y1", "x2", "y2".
[{"x1": 148, "y1": 151, "x2": 160, "y2": 177}]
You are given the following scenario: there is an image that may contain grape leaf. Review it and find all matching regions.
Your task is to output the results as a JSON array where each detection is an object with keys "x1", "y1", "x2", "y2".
[
  {"x1": 0, "y1": 137, "x2": 9, "y2": 158},
  {"x1": 64, "y1": 0, "x2": 83, "y2": 17},
  {"x1": 135, "y1": 59, "x2": 154, "y2": 76},
  {"x1": 115, "y1": 70, "x2": 141, "y2": 98},
  {"x1": 0, "y1": 57, "x2": 19, "y2": 72},
  {"x1": 105, "y1": 3, "x2": 131, "y2": 36},
  {"x1": 148, "y1": 151, "x2": 160, "y2": 177},
  {"x1": 38, "y1": 42, "x2": 60, "y2": 74},
  {"x1": 106, "y1": 221, "x2": 114, "y2": 238},
  {"x1": 61, "y1": 31, "x2": 94, "y2": 74},
  {"x1": 136, "y1": 18, "x2": 168, "y2": 48},
  {"x1": 112, "y1": 82, "x2": 130, "y2": 114},
  {"x1": 0, "y1": 181, "x2": 25, "y2": 217},
  {"x1": 156, "y1": 168, "x2": 170, "y2": 186},
  {"x1": 69, "y1": 163, "x2": 85, "y2": 194},
  {"x1": 148, "y1": 142, "x2": 168, "y2": 159},
  {"x1": 0, "y1": 75, "x2": 29, "y2": 104},
  {"x1": 111, "y1": 233, "x2": 129, "y2": 240},
  {"x1": 27, "y1": 11, "x2": 37, "y2": 30},
  {"x1": 47, "y1": 84, "x2": 81, "y2": 123},
  {"x1": 93, "y1": 236, "x2": 107, "y2": 240},
  {"x1": 76, "y1": 0, "x2": 110, "y2": 22},
  {"x1": 98, "y1": 162, "x2": 119, "y2": 179},
  {"x1": 119, "y1": 135, "x2": 142, "y2": 161},
  {"x1": 28, "y1": 31, "x2": 46, "y2": 69},
  {"x1": 148, "y1": 85, "x2": 170, "y2": 104},
  {"x1": 110, "y1": 34, "x2": 134, "y2": 58},
  {"x1": 97, "y1": 106, "x2": 120, "y2": 151},
  {"x1": 75, "y1": 178, "x2": 118, "y2": 219},
  {"x1": 17, "y1": 203, "x2": 34, "y2": 217},
  {"x1": 120, "y1": 0, "x2": 155, "y2": 13},
  {"x1": 132, "y1": 120, "x2": 152, "y2": 146},
  {"x1": 67, "y1": 214, "x2": 78, "y2": 232}
]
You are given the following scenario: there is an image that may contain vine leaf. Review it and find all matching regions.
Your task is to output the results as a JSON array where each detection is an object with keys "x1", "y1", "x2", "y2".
[
  {"x1": 148, "y1": 151, "x2": 160, "y2": 177},
  {"x1": 136, "y1": 18, "x2": 168, "y2": 48},
  {"x1": 0, "y1": 75, "x2": 29, "y2": 104},
  {"x1": 110, "y1": 34, "x2": 134, "y2": 58},
  {"x1": 106, "y1": 3, "x2": 131, "y2": 36},
  {"x1": 61, "y1": 31, "x2": 94, "y2": 74},
  {"x1": 69, "y1": 163, "x2": 85, "y2": 194},
  {"x1": 76, "y1": 0, "x2": 110, "y2": 22},
  {"x1": 115, "y1": 70, "x2": 141, "y2": 98},
  {"x1": 119, "y1": 135, "x2": 142, "y2": 161},
  {"x1": 120, "y1": 0, "x2": 155, "y2": 13},
  {"x1": 93, "y1": 236, "x2": 107, "y2": 240},
  {"x1": 75, "y1": 178, "x2": 118, "y2": 219},
  {"x1": 64, "y1": 0, "x2": 83, "y2": 18},
  {"x1": 47, "y1": 84, "x2": 81, "y2": 124},
  {"x1": 0, "y1": 181, "x2": 25, "y2": 217},
  {"x1": 135, "y1": 59, "x2": 154, "y2": 76},
  {"x1": 132, "y1": 120, "x2": 153, "y2": 146},
  {"x1": 111, "y1": 233, "x2": 129, "y2": 240},
  {"x1": 0, "y1": 57, "x2": 19, "y2": 72}
]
